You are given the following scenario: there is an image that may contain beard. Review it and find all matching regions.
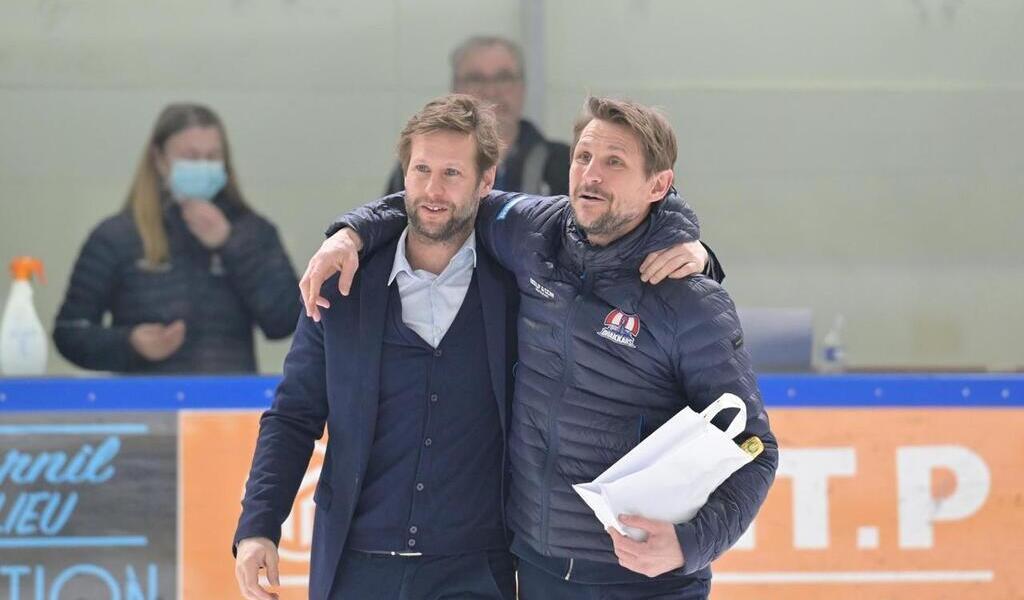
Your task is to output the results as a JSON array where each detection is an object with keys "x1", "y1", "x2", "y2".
[
  {"x1": 407, "y1": 195, "x2": 477, "y2": 243},
  {"x1": 575, "y1": 209, "x2": 638, "y2": 240},
  {"x1": 571, "y1": 183, "x2": 639, "y2": 241}
]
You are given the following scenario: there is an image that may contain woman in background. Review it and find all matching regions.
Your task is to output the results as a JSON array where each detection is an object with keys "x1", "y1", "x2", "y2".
[{"x1": 54, "y1": 103, "x2": 300, "y2": 373}]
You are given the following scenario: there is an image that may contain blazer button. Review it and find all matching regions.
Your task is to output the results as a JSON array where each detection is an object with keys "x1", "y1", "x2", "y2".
[{"x1": 424, "y1": 438, "x2": 432, "y2": 447}]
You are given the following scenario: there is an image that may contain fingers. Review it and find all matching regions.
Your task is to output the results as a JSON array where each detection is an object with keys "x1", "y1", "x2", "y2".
[
  {"x1": 640, "y1": 249, "x2": 692, "y2": 284},
  {"x1": 654, "y1": 256, "x2": 700, "y2": 284},
  {"x1": 641, "y1": 240, "x2": 710, "y2": 284},
  {"x1": 235, "y1": 558, "x2": 275, "y2": 600},
  {"x1": 265, "y1": 549, "x2": 281, "y2": 587},
  {"x1": 300, "y1": 266, "x2": 316, "y2": 319},
  {"x1": 338, "y1": 252, "x2": 359, "y2": 297},
  {"x1": 639, "y1": 248, "x2": 663, "y2": 276},
  {"x1": 306, "y1": 264, "x2": 328, "y2": 323},
  {"x1": 639, "y1": 248, "x2": 678, "y2": 284},
  {"x1": 303, "y1": 261, "x2": 331, "y2": 322},
  {"x1": 608, "y1": 525, "x2": 647, "y2": 555},
  {"x1": 165, "y1": 320, "x2": 186, "y2": 345},
  {"x1": 619, "y1": 514, "x2": 659, "y2": 532}
]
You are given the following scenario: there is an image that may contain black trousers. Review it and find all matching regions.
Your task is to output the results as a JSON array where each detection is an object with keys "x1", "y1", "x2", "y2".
[
  {"x1": 328, "y1": 549, "x2": 515, "y2": 600},
  {"x1": 517, "y1": 559, "x2": 710, "y2": 600}
]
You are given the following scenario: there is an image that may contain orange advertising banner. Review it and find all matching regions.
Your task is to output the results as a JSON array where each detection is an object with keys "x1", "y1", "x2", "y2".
[
  {"x1": 180, "y1": 408, "x2": 1024, "y2": 599},
  {"x1": 180, "y1": 411, "x2": 322, "y2": 600},
  {"x1": 711, "y1": 408, "x2": 1023, "y2": 599}
]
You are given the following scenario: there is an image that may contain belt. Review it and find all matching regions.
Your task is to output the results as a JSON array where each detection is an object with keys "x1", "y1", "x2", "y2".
[{"x1": 357, "y1": 550, "x2": 424, "y2": 558}]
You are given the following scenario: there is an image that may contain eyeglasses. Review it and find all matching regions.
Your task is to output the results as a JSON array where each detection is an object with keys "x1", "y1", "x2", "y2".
[{"x1": 455, "y1": 71, "x2": 523, "y2": 90}]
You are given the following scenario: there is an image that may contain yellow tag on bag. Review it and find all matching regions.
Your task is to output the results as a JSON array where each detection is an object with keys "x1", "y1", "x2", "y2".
[{"x1": 740, "y1": 436, "x2": 764, "y2": 458}]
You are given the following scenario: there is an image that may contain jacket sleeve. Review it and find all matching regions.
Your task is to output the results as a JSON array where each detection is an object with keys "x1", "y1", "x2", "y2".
[
  {"x1": 325, "y1": 192, "x2": 554, "y2": 275},
  {"x1": 669, "y1": 280, "x2": 778, "y2": 574},
  {"x1": 701, "y1": 243, "x2": 725, "y2": 284},
  {"x1": 325, "y1": 193, "x2": 408, "y2": 252},
  {"x1": 234, "y1": 311, "x2": 328, "y2": 551},
  {"x1": 474, "y1": 192, "x2": 560, "y2": 273},
  {"x1": 219, "y1": 214, "x2": 301, "y2": 340},
  {"x1": 657, "y1": 192, "x2": 725, "y2": 284},
  {"x1": 52, "y1": 224, "x2": 143, "y2": 372}
]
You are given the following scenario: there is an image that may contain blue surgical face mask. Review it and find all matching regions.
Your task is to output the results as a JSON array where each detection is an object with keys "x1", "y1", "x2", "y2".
[{"x1": 168, "y1": 159, "x2": 227, "y2": 201}]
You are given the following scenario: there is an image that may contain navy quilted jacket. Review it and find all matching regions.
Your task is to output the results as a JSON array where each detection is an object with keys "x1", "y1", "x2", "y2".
[{"x1": 334, "y1": 190, "x2": 777, "y2": 583}]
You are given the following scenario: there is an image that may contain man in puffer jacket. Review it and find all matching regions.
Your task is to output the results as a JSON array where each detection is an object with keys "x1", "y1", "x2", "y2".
[{"x1": 314, "y1": 97, "x2": 776, "y2": 599}]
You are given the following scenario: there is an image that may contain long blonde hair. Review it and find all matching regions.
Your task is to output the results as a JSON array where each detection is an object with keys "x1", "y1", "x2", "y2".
[{"x1": 125, "y1": 103, "x2": 247, "y2": 266}]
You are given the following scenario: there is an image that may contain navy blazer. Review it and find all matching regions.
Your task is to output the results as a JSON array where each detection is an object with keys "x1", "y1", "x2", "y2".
[{"x1": 234, "y1": 237, "x2": 518, "y2": 600}]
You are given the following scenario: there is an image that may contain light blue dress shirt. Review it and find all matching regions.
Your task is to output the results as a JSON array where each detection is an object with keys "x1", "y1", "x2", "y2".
[{"x1": 388, "y1": 228, "x2": 477, "y2": 348}]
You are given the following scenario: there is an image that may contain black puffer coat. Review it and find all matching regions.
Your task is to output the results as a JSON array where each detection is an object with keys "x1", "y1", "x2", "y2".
[{"x1": 54, "y1": 197, "x2": 300, "y2": 373}]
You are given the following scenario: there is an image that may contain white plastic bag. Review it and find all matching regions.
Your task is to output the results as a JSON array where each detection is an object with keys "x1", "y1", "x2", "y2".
[{"x1": 573, "y1": 393, "x2": 762, "y2": 541}]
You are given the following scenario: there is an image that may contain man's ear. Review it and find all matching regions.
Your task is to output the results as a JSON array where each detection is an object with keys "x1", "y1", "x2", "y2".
[
  {"x1": 478, "y1": 164, "x2": 498, "y2": 196},
  {"x1": 647, "y1": 169, "x2": 675, "y2": 203}
]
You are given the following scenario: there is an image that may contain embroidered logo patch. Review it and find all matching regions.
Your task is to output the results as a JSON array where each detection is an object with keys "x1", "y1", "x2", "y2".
[
  {"x1": 529, "y1": 277, "x2": 555, "y2": 300},
  {"x1": 597, "y1": 309, "x2": 640, "y2": 348}
]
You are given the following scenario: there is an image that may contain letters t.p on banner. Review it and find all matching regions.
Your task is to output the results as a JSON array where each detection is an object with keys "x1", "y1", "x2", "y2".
[{"x1": 711, "y1": 409, "x2": 1024, "y2": 600}]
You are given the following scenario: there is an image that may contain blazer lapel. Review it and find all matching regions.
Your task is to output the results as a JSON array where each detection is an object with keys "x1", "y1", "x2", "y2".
[
  {"x1": 474, "y1": 251, "x2": 509, "y2": 430},
  {"x1": 356, "y1": 240, "x2": 400, "y2": 451}
]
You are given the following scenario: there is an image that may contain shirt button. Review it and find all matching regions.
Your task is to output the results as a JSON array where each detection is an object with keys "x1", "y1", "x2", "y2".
[
  {"x1": 416, "y1": 482, "x2": 425, "y2": 491},
  {"x1": 409, "y1": 525, "x2": 418, "y2": 534},
  {"x1": 424, "y1": 438, "x2": 432, "y2": 447},
  {"x1": 407, "y1": 539, "x2": 417, "y2": 548},
  {"x1": 430, "y1": 393, "x2": 438, "y2": 403},
  {"x1": 434, "y1": 349, "x2": 443, "y2": 357}
]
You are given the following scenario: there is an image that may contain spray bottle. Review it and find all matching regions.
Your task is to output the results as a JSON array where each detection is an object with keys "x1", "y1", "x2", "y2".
[{"x1": 1, "y1": 257, "x2": 48, "y2": 375}]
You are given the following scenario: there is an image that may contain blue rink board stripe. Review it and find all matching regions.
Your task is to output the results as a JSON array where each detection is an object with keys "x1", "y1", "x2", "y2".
[
  {"x1": 0, "y1": 536, "x2": 149, "y2": 548},
  {"x1": 0, "y1": 374, "x2": 1021, "y2": 412}
]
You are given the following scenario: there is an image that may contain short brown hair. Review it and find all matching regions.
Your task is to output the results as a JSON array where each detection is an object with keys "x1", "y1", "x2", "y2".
[
  {"x1": 397, "y1": 94, "x2": 501, "y2": 179},
  {"x1": 572, "y1": 97, "x2": 677, "y2": 177}
]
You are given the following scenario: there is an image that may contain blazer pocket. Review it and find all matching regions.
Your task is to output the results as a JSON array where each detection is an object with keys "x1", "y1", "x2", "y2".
[{"x1": 313, "y1": 481, "x2": 333, "y2": 511}]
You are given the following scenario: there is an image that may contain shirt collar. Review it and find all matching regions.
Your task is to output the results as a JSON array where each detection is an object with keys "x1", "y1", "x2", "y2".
[{"x1": 389, "y1": 227, "x2": 477, "y2": 285}]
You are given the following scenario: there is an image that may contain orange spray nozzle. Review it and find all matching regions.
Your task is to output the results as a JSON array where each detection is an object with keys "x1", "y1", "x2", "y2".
[{"x1": 10, "y1": 257, "x2": 46, "y2": 284}]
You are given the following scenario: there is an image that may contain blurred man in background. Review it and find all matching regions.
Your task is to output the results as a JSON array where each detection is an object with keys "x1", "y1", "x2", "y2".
[{"x1": 384, "y1": 36, "x2": 571, "y2": 196}]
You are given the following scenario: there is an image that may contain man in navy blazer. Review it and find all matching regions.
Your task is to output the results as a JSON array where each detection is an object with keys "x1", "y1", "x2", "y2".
[{"x1": 233, "y1": 95, "x2": 520, "y2": 600}]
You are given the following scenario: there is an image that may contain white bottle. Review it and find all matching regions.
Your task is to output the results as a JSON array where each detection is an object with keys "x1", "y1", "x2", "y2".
[
  {"x1": 1, "y1": 257, "x2": 48, "y2": 376},
  {"x1": 819, "y1": 314, "x2": 846, "y2": 373}
]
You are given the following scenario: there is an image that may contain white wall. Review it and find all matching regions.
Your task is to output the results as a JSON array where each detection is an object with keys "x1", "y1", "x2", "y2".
[
  {"x1": 544, "y1": 0, "x2": 1023, "y2": 369},
  {"x1": 1, "y1": 0, "x2": 1020, "y2": 373}
]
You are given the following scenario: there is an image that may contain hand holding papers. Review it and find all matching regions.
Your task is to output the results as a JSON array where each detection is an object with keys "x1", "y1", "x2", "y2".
[{"x1": 573, "y1": 393, "x2": 764, "y2": 541}]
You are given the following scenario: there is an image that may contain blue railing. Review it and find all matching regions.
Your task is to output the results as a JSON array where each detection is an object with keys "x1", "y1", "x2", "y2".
[{"x1": 0, "y1": 374, "x2": 1021, "y2": 412}]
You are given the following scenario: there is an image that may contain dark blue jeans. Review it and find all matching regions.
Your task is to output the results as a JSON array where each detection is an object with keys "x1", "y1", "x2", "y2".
[
  {"x1": 328, "y1": 549, "x2": 515, "y2": 600},
  {"x1": 517, "y1": 558, "x2": 711, "y2": 600}
]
